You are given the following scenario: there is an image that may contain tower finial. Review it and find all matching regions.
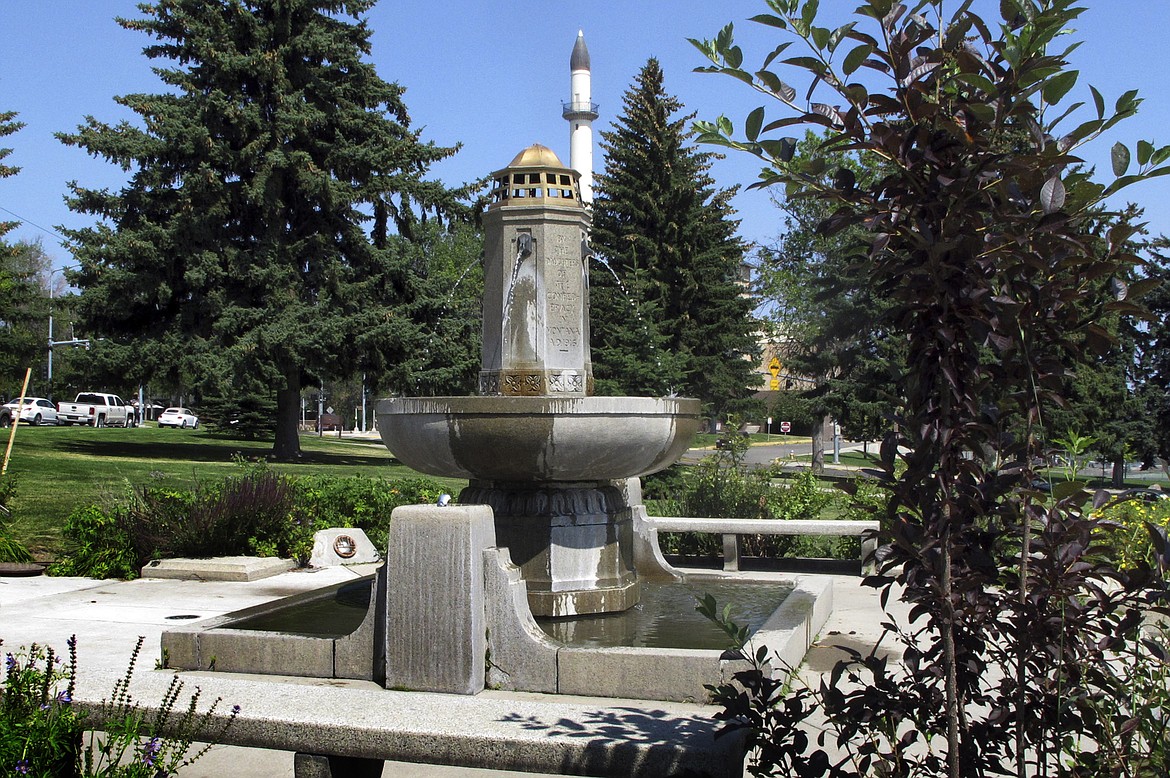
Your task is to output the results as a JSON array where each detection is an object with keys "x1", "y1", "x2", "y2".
[{"x1": 564, "y1": 32, "x2": 597, "y2": 203}]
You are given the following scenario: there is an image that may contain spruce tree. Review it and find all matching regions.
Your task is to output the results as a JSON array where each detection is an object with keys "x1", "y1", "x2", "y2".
[
  {"x1": 58, "y1": 0, "x2": 471, "y2": 458},
  {"x1": 0, "y1": 112, "x2": 45, "y2": 398},
  {"x1": 0, "y1": 111, "x2": 22, "y2": 239},
  {"x1": 589, "y1": 59, "x2": 757, "y2": 415}
]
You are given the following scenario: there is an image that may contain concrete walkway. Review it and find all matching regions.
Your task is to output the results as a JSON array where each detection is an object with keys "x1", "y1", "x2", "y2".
[{"x1": 0, "y1": 565, "x2": 905, "y2": 776}]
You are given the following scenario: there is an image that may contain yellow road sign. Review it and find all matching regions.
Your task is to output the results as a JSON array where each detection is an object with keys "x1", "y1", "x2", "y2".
[
  {"x1": 770, "y1": 377, "x2": 781, "y2": 391},
  {"x1": 768, "y1": 357, "x2": 781, "y2": 377}
]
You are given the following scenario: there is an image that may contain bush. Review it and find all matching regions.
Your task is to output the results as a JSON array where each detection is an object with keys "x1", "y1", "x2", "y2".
[
  {"x1": 1, "y1": 638, "x2": 82, "y2": 776},
  {"x1": 0, "y1": 474, "x2": 33, "y2": 564},
  {"x1": 0, "y1": 636, "x2": 239, "y2": 777},
  {"x1": 651, "y1": 455, "x2": 859, "y2": 561},
  {"x1": 50, "y1": 505, "x2": 140, "y2": 580},
  {"x1": 292, "y1": 475, "x2": 444, "y2": 552},
  {"x1": 50, "y1": 465, "x2": 446, "y2": 578},
  {"x1": 1095, "y1": 494, "x2": 1170, "y2": 571}
]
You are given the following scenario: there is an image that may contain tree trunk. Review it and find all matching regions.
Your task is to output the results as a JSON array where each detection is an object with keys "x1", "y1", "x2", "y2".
[
  {"x1": 272, "y1": 365, "x2": 302, "y2": 461},
  {"x1": 810, "y1": 415, "x2": 826, "y2": 473},
  {"x1": 1111, "y1": 457, "x2": 1126, "y2": 488}
]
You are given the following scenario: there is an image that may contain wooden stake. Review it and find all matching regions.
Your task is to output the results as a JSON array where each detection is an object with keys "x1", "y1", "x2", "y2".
[{"x1": 1, "y1": 368, "x2": 32, "y2": 475}]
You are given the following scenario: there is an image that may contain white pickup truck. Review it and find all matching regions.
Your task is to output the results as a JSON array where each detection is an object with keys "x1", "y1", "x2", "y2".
[{"x1": 56, "y1": 392, "x2": 132, "y2": 427}]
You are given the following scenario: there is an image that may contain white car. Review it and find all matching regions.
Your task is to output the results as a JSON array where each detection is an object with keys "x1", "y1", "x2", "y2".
[
  {"x1": 3, "y1": 397, "x2": 60, "y2": 426},
  {"x1": 157, "y1": 407, "x2": 199, "y2": 429}
]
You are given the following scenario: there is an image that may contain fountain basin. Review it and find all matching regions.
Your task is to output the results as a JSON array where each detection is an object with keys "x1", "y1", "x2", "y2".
[
  {"x1": 160, "y1": 568, "x2": 830, "y2": 703},
  {"x1": 376, "y1": 395, "x2": 701, "y2": 482}
]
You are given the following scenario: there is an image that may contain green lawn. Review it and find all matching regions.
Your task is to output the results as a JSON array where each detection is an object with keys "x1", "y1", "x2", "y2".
[{"x1": 0, "y1": 424, "x2": 464, "y2": 558}]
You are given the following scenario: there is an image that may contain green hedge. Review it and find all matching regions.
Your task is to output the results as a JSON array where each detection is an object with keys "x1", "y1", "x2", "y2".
[{"x1": 50, "y1": 463, "x2": 445, "y2": 579}]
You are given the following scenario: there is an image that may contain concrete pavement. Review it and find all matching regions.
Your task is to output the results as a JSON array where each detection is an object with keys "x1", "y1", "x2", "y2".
[{"x1": 0, "y1": 565, "x2": 906, "y2": 776}]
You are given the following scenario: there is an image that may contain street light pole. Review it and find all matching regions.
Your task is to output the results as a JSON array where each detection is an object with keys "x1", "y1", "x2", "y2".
[
  {"x1": 47, "y1": 267, "x2": 61, "y2": 390},
  {"x1": 46, "y1": 264, "x2": 81, "y2": 395}
]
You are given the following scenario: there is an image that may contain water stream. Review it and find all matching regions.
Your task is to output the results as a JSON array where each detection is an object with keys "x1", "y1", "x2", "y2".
[
  {"x1": 590, "y1": 253, "x2": 663, "y2": 372},
  {"x1": 444, "y1": 252, "x2": 484, "y2": 304}
]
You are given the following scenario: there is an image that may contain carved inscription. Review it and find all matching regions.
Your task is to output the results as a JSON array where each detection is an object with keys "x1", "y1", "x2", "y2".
[{"x1": 546, "y1": 232, "x2": 582, "y2": 350}]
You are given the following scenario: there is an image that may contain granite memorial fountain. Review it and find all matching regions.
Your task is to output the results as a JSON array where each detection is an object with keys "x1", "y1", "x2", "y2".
[{"x1": 163, "y1": 145, "x2": 831, "y2": 706}]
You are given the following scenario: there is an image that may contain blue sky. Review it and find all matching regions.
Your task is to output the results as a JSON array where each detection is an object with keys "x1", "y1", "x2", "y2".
[{"x1": 2, "y1": 1, "x2": 1170, "y2": 273}]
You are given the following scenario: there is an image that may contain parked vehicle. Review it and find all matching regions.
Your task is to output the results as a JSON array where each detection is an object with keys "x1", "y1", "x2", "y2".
[
  {"x1": 1116, "y1": 487, "x2": 1168, "y2": 504},
  {"x1": 0, "y1": 405, "x2": 10, "y2": 428},
  {"x1": 157, "y1": 407, "x2": 199, "y2": 429},
  {"x1": 2, "y1": 397, "x2": 60, "y2": 426},
  {"x1": 56, "y1": 392, "x2": 131, "y2": 427}
]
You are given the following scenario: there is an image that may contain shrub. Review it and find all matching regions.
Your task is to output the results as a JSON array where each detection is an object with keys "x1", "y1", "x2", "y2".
[
  {"x1": 293, "y1": 475, "x2": 444, "y2": 552},
  {"x1": 50, "y1": 466, "x2": 446, "y2": 578},
  {"x1": 1095, "y1": 494, "x2": 1170, "y2": 571},
  {"x1": 0, "y1": 474, "x2": 33, "y2": 564},
  {"x1": 50, "y1": 505, "x2": 139, "y2": 580},
  {"x1": 654, "y1": 456, "x2": 853, "y2": 560},
  {"x1": 1, "y1": 638, "x2": 82, "y2": 776},
  {"x1": 0, "y1": 636, "x2": 239, "y2": 777},
  {"x1": 177, "y1": 469, "x2": 297, "y2": 560}
]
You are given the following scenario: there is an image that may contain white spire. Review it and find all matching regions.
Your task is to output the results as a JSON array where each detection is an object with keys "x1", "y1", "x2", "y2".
[{"x1": 563, "y1": 31, "x2": 598, "y2": 204}]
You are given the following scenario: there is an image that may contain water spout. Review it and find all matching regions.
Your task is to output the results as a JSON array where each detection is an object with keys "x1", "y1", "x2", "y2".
[{"x1": 501, "y1": 236, "x2": 534, "y2": 348}]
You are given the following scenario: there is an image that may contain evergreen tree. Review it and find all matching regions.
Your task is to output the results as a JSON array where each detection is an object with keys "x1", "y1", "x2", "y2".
[
  {"x1": 589, "y1": 59, "x2": 757, "y2": 415},
  {"x1": 58, "y1": 0, "x2": 472, "y2": 458},
  {"x1": 0, "y1": 113, "x2": 47, "y2": 399},
  {"x1": 756, "y1": 132, "x2": 899, "y2": 449},
  {"x1": 1133, "y1": 242, "x2": 1170, "y2": 473},
  {"x1": 0, "y1": 111, "x2": 21, "y2": 239}
]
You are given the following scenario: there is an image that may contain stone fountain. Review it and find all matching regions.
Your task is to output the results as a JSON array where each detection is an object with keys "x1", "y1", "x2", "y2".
[
  {"x1": 377, "y1": 144, "x2": 701, "y2": 617},
  {"x1": 163, "y1": 144, "x2": 830, "y2": 715}
]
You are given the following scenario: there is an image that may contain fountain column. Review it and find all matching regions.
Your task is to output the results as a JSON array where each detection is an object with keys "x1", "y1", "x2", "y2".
[
  {"x1": 470, "y1": 145, "x2": 634, "y2": 617},
  {"x1": 376, "y1": 145, "x2": 700, "y2": 618}
]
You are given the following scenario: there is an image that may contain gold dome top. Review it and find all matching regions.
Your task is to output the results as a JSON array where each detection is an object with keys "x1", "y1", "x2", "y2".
[
  {"x1": 508, "y1": 144, "x2": 565, "y2": 168},
  {"x1": 489, "y1": 144, "x2": 582, "y2": 209}
]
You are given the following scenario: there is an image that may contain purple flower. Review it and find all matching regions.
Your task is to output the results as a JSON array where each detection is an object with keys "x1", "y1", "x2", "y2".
[
  {"x1": 56, "y1": 690, "x2": 72, "y2": 705},
  {"x1": 4, "y1": 654, "x2": 15, "y2": 672},
  {"x1": 232, "y1": 704, "x2": 241, "y2": 714},
  {"x1": 14, "y1": 759, "x2": 29, "y2": 774},
  {"x1": 141, "y1": 737, "x2": 161, "y2": 767}
]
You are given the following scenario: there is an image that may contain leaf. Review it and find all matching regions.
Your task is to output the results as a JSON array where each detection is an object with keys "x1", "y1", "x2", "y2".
[
  {"x1": 1090, "y1": 84, "x2": 1105, "y2": 119},
  {"x1": 716, "y1": 22, "x2": 735, "y2": 54},
  {"x1": 811, "y1": 26, "x2": 831, "y2": 50},
  {"x1": 1115, "y1": 88, "x2": 1140, "y2": 115},
  {"x1": 1041, "y1": 70, "x2": 1078, "y2": 105},
  {"x1": 905, "y1": 61, "x2": 939, "y2": 84},
  {"x1": 761, "y1": 42, "x2": 794, "y2": 70},
  {"x1": 842, "y1": 83, "x2": 868, "y2": 107},
  {"x1": 1111, "y1": 141, "x2": 1131, "y2": 177},
  {"x1": 801, "y1": 0, "x2": 820, "y2": 31},
  {"x1": 784, "y1": 55, "x2": 827, "y2": 75},
  {"x1": 1137, "y1": 139, "x2": 1154, "y2": 167},
  {"x1": 748, "y1": 13, "x2": 788, "y2": 30},
  {"x1": 745, "y1": 106, "x2": 765, "y2": 142},
  {"x1": 1039, "y1": 175, "x2": 1065, "y2": 214},
  {"x1": 725, "y1": 45, "x2": 744, "y2": 70},
  {"x1": 843, "y1": 43, "x2": 873, "y2": 75},
  {"x1": 759, "y1": 136, "x2": 798, "y2": 162},
  {"x1": 1053, "y1": 480, "x2": 1086, "y2": 501},
  {"x1": 955, "y1": 72, "x2": 996, "y2": 94},
  {"x1": 812, "y1": 103, "x2": 843, "y2": 126},
  {"x1": 828, "y1": 22, "x2": 856, "y2": 53},
  {"x1": 756, "y1": 70, "x2": 797, "y2": 102}
]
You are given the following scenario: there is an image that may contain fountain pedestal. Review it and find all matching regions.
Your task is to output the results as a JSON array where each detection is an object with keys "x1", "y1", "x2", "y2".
[{"x1": 462, "y1": 482, "x2": 637, "y2": 617}]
